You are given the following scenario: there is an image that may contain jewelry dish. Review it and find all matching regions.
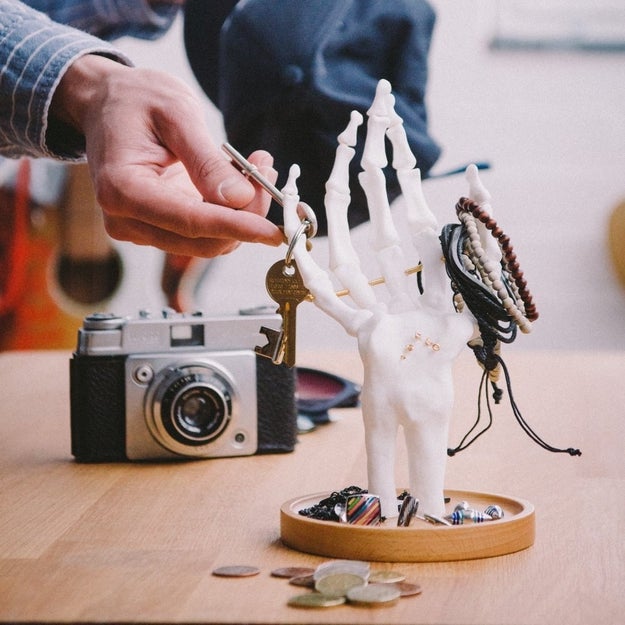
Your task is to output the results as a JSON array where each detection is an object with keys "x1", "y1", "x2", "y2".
[{"x1": 280, "y1": 489, "x2": 535, "y2": 562}]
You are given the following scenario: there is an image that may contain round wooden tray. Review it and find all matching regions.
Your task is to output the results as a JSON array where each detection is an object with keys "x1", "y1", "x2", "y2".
[{"x1": 280, "y1": 489, "x2": 535, "y2": 562}]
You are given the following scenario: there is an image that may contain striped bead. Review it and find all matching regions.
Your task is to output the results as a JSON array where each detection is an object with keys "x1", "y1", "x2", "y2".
[
  {"x1": 446, "y1": 510, "x2": 465, "y2": 525},
  {"x1": 344, "y1": 494, "x2": 382, "y2": 526},
  {"x1": 466, "y1": 510, "x2": 490, "y2": 523},
  {"x1": 485, "y1": 504, "x2": 504, "y2": 520}
]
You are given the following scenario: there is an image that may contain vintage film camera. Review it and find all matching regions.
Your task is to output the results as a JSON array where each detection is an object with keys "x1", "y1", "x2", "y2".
[{"x1": 70, "y1": 310, "x2": 297, "y2": 462}]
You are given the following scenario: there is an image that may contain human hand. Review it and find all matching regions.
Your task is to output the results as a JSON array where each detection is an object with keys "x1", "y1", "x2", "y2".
[{"x1": 50, "y1": 54, "x2": 282, "y2": 257}]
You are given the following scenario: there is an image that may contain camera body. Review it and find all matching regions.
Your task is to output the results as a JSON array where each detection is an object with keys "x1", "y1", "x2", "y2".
[{"x1": 70, "y1": 310, "x2": 297, "y2": 462}]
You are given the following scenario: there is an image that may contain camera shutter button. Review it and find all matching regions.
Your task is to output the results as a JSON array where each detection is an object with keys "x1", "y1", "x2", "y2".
[{"x1": 133, "y1": 365, "x2": 154, "y2": 385}]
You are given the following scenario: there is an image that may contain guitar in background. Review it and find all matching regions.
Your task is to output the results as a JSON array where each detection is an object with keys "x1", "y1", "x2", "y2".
[{"x1": 0, "y1": 161, "x2": 123, "y2": 350}]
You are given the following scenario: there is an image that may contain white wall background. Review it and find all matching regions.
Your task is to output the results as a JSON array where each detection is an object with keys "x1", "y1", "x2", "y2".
[{"x1": 111, "y1": 1, "x2": 625, "y2": 352}]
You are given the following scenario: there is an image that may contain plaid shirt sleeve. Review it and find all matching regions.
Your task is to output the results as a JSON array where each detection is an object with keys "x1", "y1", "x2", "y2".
[
  {"x1": 23, "y1": 0, "x2": 179, "y2": 41},
  {"x1": 0, "y1": 0, "x2": 178, "y2": 159}
]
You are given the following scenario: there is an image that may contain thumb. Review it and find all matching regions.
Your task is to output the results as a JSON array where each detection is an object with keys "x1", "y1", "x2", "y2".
[
  {"x1": 189, "y1": 146, "x2": 256, "y2": 207},
  {"x1": 156, "y1": 104, "x2": 255, "y2": 208}
]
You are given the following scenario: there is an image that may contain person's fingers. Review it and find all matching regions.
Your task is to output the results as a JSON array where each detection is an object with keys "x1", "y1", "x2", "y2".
[
  {"x1": 96, "y1": 166, "x2": 282, "y2": 245},
  {"x1": 103, "y1": 213, "x2": 243, "y2": 257},
  {"x1": 104, "y1": 195, "x2": 283, "y2": 250},
  {"x1": 241, "y1": 150, "x2": 278, "y2": 217}
]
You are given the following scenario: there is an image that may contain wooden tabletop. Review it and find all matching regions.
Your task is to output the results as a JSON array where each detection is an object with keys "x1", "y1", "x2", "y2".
[{"x1": 1, "y1": 349, "x2": 623, "y2": 624}]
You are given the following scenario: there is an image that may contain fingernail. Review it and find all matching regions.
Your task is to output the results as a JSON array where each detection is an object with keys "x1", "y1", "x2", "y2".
[
  {"x1": 218, "y1": 176, "x2": 253, "y2": 205},
  {"x1": 257, "y1": 152, "x2": 274, "y2": 167}
]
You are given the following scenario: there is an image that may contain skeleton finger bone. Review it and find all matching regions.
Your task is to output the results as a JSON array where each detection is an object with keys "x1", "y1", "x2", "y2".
[
  {"x1": 283, "y1": 165, "x2": 372, "y2": 336},
  {"x1": 385, "y1": 90, "x2": 437, "y2": 234},
  {"x1": 359, "y1": 80, "x2": 412, "y2": 311},
  {"x1": 383, "y1": 87, "x2": 451, "y2": 310},
  {"x1": 325, "y1": 111, "x2": 378, "y2": 311}
]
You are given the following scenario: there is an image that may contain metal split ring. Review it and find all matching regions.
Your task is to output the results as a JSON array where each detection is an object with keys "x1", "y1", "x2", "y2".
[
  {"x1": 285, "y1": 220, "x2": 312, "y2": 266},
  {"x1": 295, "y1": 203, "x2": 318, "y2": 239}
]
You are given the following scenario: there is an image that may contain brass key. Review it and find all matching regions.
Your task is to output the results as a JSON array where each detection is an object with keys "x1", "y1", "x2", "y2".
[{"x1": 265, "y1": 260, "x2": 309, "y2": 368}]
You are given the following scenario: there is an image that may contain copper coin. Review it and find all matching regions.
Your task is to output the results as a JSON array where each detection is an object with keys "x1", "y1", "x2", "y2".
[
  {"x1": 289, "y1": 574, "x2": 316, "y2": 588},
  {"x1": 212, "y1": 565, "x2": 260, "y2": 578},
  {"x1": 271, "y1": 566, "x2": 315, "y2": 579},
  {"x1": 395, "y1": 581, "x2": 423, "y2": 597}
]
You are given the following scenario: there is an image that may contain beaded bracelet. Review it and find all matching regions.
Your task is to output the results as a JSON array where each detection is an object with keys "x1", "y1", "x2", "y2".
[{"x1": 455, "y1": 197, "x2": 538, "y2": 326}]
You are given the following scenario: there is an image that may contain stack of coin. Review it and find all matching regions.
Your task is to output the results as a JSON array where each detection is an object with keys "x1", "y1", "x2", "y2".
[
  {"x1": 212, "y1": 561, "x2": 422, "y2": 609},
  {"x1": 313, "y1": 559, "x2": 370, "y2": 584},
  {"x1": 284, "y1": 560, "x2": 421, "y2": 609},
  {"x1": 313, "y1": 559, "x2": 369, "y2": 600}
]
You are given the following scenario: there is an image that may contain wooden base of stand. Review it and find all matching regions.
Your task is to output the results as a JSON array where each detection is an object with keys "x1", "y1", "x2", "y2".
[{"x1": 280, "y1": 489, "x2": 535, "y2": 562}]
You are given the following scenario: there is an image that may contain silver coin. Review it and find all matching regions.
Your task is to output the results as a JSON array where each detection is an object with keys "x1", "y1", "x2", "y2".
[
  {"x1": 369, "y1": 570, "x2": 406, "y2": 584},
  {"x1": 346, "y1": 583, "x2": 401, "y2": 606},
  {"x1": 314, "y1": 559, "x2": 370, "y2": 581},
  {"x1": 287, "y1": 593, "x2": 346, "y2": 608},
  {"x1": 315, "y1": 572, "x2": 367, "y2": 598},
  {"x1": 212, "y1": 565, "x2": 260, "y2": 578}
]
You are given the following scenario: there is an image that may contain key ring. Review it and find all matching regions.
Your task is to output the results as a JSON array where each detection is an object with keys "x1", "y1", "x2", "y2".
[
  {"x1": 284, "y1": 220, "x2": 312, "y2": 267},
  {"x1": 222, "y1": 143, "x2": 318, "y2": 238}
]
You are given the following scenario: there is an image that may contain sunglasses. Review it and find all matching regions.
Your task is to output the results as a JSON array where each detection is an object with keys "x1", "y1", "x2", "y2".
[{"x1": 295, "y1": 367, "x2": 361, "y2": 433}]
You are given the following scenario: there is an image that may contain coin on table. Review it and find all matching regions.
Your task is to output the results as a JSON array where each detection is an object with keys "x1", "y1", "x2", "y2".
[
  {"x1": 346, "y1": 583, "x2": 401, "y2": 606},
  {"x1": 314, "y1": 559, "x2": 370, "y2": 581},
  {"x1": 369, "y1": 570, "x2": 406, "y2": 584},
  {"x1": 315, "y1": 573, "x2": 367, "y2": 598},
  {"x1": 287, "y1": 593, "x2": 346, "y2": 608},
  {"x1": 212, "y1": 565, "x2": 260, "y2": 578},
  {"x1": 271, "y1": 566, "x2": 315, "y2": 579},
  {"x1": 289, "y1": 574, "x2": 315, "y2": 588},
  {"x1": 394, "y1": 581, "x2": 423, "y2": 597}
]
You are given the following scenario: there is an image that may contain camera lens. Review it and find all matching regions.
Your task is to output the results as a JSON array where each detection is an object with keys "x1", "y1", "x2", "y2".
[
  {"x1": 149, "y1": 363, "x2": 236, "y2": 454},
  {"x1": 170, "y1": 384, "x2": 228, "y2": 441}
]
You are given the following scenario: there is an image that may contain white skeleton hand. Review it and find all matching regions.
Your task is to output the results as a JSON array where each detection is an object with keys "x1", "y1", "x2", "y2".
[{"x1": 284, "y1": 80, "x2": 490, "y2": 518}]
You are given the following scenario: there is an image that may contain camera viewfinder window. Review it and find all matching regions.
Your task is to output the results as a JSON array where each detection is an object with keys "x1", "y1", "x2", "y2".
[{"x1": 170, "y1": 324, "x2": 204, "y2": 347}]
